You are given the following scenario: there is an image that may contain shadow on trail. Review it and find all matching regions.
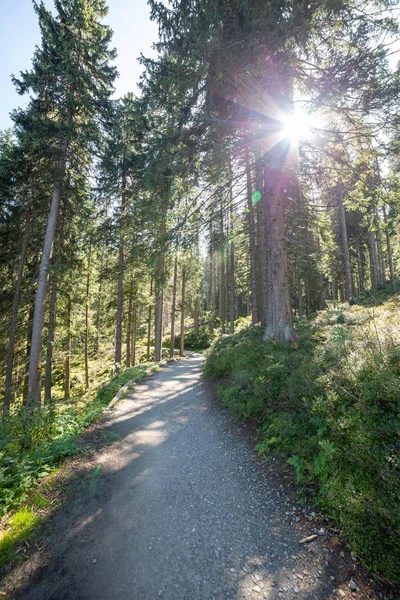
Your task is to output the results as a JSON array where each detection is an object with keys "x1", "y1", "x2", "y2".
[{"x1": 11, "y1": 358, "x2": 345, "y2": 600}]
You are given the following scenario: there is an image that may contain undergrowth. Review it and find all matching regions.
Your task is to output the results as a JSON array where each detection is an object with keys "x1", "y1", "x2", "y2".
[
  {"x1": 0, "y1": 363, "x2": 152, "y2": 518},
  {"x1": 204, "y1": 295, "x2": 400, "y2": 585}
]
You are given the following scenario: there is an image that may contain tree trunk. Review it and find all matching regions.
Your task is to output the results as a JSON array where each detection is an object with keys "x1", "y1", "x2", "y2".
[
  {"x1": 383, "y1": 205, "x2": 396, "y2": 292},
  {"x1": 297, "y1": 276, "x2": 303, "y2": 318},
  {"x1": 355, "y1": 235, "x2": 365, "y2": 293},
  {"x1": 229, "y1": 181, "x2": 235, "y2": 334},
  {"x1": 84, "y1": 250, "x2": 91, "y2": 390},
  {"x1": 256, "y1": 156, "x2": 268, "y2": 327},
  {"x1": 147, "y1": 278, "x2": 153, "y2": 361},
  {"x1": 27, "y1": 123, "x2": 72, "y2": 405},
  {"x1": 369, "y1": 229, "x2": 379, "y2": 289},
  {"x1": 4, "y1": 209, "x2": 31, "y2": 410},
  {"x1": 220, "y1": 248, "x2": 226, "y2": 334},
  {"x1": 23, "y1": 303, "x2": 35, "y2": 404},
  {"x1": 94, "y1": 266, "x2": 103, "y2": 358},
  {"x1": 131, "y1": 303, "x2": 137, "y2": 367},
  {"x1": 337, "y1": 179, "x2": 353, "y2": 301},
  {"x1": 245, "y1": 146, "x2": 258, "y2": 324},
  {"x1": 194, "y1": 293, "x2": 199, "y2": 337},
  {"x1": 170, "y1": 253, "x2": 178, "y2": 358},
  {"x1": 377, "y1": 227, "x2": 385, "y2": 285},
  {"x1": 263, "y1": 147, "x2": 295, "y2": 341},
  {"x1": 180, "y1": 266, "x2": 186, "y2": 357},
  {"x1": 115, "y1": 199, "x2": 126, "y2": 369},
  {"x1": 44, "y1": 265, "x2": 58, "y2": 403},
  {"x1": 126, "y1": 283, "x2": 133, "y2": 367},
  {"x1": 64, "y1": 294, "x2": 71, "y2": 401}
]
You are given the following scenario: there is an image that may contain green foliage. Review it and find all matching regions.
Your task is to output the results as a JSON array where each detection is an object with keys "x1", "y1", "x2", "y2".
[
  {"x1": 172, "y1": 325, "x2": 214, "y2": 352},
  {"x1": 0, "y1": 364, "x2": 151, "y2": 517},
  {"x1": 205, "y1": 300, "x2": 400, "y2": 583},
  {"x1": 0, "y1": 507, "x2": 41, "y2": 569}
]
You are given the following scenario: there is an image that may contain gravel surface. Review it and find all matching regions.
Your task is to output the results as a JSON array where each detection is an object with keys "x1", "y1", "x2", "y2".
[{"x1": 15, "y1": 355, "x2": 364, "y2": 600}]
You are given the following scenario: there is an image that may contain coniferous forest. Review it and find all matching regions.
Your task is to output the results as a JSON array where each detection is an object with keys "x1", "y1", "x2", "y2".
[{"x1": 1, "y1": 0, "x2": 400, "y2": 590}]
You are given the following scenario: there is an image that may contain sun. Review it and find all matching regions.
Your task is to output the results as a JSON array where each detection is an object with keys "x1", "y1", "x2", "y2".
[{"x1": 281, "y1": 107, "x2": 314, "y2": 142}]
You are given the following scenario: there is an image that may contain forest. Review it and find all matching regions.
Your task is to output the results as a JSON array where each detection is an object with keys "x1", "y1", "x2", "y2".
[{"x1": 1, "y1": 0, "x2": 400, "y2": 589}]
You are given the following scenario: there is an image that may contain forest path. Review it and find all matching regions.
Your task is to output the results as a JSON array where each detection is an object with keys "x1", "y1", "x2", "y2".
[{"x1": 16, "y1": 355, "x2": 353, "y2": 600}]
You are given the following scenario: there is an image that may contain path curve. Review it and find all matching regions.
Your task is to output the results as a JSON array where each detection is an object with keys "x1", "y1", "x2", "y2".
[{"x1": 16, "y1": 356, "x2": 352, "y2": 600}]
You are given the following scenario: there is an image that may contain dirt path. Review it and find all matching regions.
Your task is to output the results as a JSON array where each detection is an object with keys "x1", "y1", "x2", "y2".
[{"x1": 15, "y1": 355, "x2": 364, "y2": 600}]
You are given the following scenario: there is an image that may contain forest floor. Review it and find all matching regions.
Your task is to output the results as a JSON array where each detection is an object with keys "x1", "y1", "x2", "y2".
[{"x1": 1, "y1": 355, "x2": 387, "y2": 600}]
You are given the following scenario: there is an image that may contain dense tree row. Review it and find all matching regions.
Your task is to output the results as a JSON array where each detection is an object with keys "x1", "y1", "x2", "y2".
[{"x1": 1, "y1": 0, "x2": 399, "y2": 409}]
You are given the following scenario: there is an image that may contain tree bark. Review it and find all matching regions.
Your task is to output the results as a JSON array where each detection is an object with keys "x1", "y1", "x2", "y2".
[
  {"x1": 64, "y1": 294, "x2": 71, "y2": 401},
  {"x1": 131, "y1": 303, "x2": 137, "y2": 367},
  {"x1": 229, "y1": 180, "x2": 235, "y2": 334},
  {"x1": 84, "y1": 250, "x2": 91, "y2": 390},
  {"x1": 180, "y1": 266, "x2": 186, "y2": 357},
  {"x1": 126, "y1": 283, "x2": 133, "y2": 367},
  {"x1": 383, "y1": 205, "x2": 396, "y2": 292},
  {"x1": 147, "y1": 278, "x2": 153, "y2": 361},
  {"x1": 355, "y1": 234, "x2": 365, "y2": 293},
  {"x1": 263, "y1": 147, "x2": 295, "y2": 341},
  {"x1": 170, "y1": 253, "x2": 178, "y2": 358},
  {"x1": 337, "y1": 179, "x2": 352, "y2": 300},
  {"x1": 44, "y1": 264, "x2": 58, "y2": 403},
  {"x1": 27, "y1": 120, "x2": 72, "y2": 405},
  {"x1": 4, "y1": 208, "x2": 31, "y2": 410},
  {"x1": 256, "y1": 156, "x2": 268, "y2": 327},
  {"x1": 369, "y1": 229, "x2": 379, "y2": 289},
  {"x1": 115, "y1": 188, "x2": 127, "y2": 369},
  {"x1": 245, "y1": 146, "x2": 258, "y2": 324}
]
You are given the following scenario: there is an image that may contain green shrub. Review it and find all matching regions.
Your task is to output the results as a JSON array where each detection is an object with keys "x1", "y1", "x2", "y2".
[
  {"x1": 0, "y1": 363, "x2": 152, "y2": 517},
  {"x1": 205, "y1": 306, "x2": 400, "y2": 584}
]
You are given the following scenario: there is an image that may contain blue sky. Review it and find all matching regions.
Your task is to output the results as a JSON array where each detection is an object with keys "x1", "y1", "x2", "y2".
[{"x1": 0, "y1": 0, "x2": 159, "y2": 130}]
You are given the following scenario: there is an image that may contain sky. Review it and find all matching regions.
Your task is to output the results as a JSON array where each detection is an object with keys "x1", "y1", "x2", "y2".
[{"x1": 0, "y1": 0, "x2": 159, "y2": 130}]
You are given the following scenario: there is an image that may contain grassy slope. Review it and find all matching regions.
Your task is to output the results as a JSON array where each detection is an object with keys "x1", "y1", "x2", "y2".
[
  {"x1": 0, "y1": 363, "x2": 155, "y2": 568},
  {"x1": 205, "y1": 289, "x2": 400, "y2": 584}
]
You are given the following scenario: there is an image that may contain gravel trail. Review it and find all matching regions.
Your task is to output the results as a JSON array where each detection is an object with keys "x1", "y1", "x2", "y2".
[{"x1": 16, "y1": 355, "x2": 355, "y2": 600}]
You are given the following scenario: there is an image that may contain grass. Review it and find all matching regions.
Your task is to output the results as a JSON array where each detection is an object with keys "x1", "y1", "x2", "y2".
[
  {"x1": 204, "y1": 290, "x2": 400, "y2": 585},
  {"x1": 0, "y1": 508, "x2": 41, "y2": 569},
  {"x1": 0, "y1": 362, "x2": 156, "y2": 572}
]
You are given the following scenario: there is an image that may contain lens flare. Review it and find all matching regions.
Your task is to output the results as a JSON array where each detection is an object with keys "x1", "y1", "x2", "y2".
[{"x1": 281, "y1": 107, "x2": 314, "y2": 142}]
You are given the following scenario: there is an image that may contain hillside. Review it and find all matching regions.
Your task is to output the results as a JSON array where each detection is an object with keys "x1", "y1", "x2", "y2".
[{"x1": 205, "y1": 288, "x2": 400, "y2": 585}]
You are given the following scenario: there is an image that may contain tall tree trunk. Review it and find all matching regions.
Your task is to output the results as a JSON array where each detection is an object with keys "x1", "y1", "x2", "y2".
[
  {"x1": 170, "y1": 253, "x2": 178, "y2": 358},
  {"x1": 180, "y1": 266, "x2": 186, "y2": 357},
  {"x1": 27, "y1": 125, "x2": 72, "y2": 404},
  {"x1": 297, "y1": 275, "x2": 303, "y2": 318},
  {"x1": 377, "y1": 227, "x2": 385, "y2": 285},
  {"x1": 84, "y1": 250, "x2": 91, "y2": 390},
  {"x1": 337, "y1": 179, "x2": 353, "y2": 301},
  {"x1": 369, "y1": 228, "x2": 379, "y2": 289},
  {"x1": 131, "y1": 303, "x2": 137, "y2": 367},
  {"x1": 94, "y1": 268, "x2": 103, "y2": 358},
  {"x1": 194, "y1": 293, "x2": 199, "y2": 337},
  {"x1": 126, "y1": 283, "x2": 133, "y2": 367},
  {"x1": 4, "y1": 209, "x2": 31, "y2": 410},
  {"x1": 23, "y1": 303, "x2": 35, "y2": 404},
  {"x1": 229, "y1": 182, "x2": 235, "y2": 334},
  {"x1": 383, "y1": 205, "x2": 396, "y2": 292},
  {"x1": 208, "y1": 223, "x2": 215, "y2": 332},
  {"x1": 256, "y1": 156, "x2": 268, "y2": 327},
  {"x1": 245, "y1": 146, "x2": 258, "y2": 324},
  {"x1": 263, "y1": 146, "x2": 295, "y2": 341},
  {"x1": 355, "y1": 235, "x2": 365, "y2": 293},
  {"x1": 44, "y1": 265, "x2": 58, "y2": 403},
  {"x1": 147, "y1": 278, "x2": 153, "y2": 361},
  {"x1": 115, "y1": 193, "x2": 126, "y2": 369},
  {"x1": 220, "y1": 248, "x2": 226, "y2": 334},
  {"x1": 64, "y1": 294, "x2": 71, "y2": 401}
]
